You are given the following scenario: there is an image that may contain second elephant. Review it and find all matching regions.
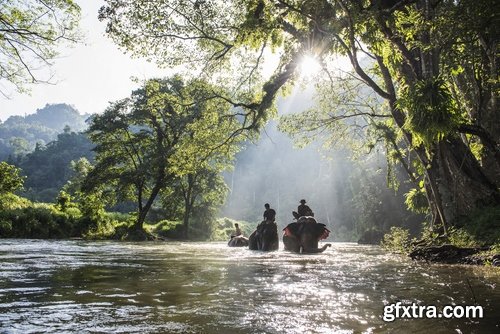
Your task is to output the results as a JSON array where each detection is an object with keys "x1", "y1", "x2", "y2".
[{"x1": 249, "y1": 221, "x2": 279, "y2": 251}]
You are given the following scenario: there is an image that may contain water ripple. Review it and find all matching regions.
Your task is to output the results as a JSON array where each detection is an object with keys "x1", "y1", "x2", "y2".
[{"x1": 0, "y1": 240, "x2": 498, "y2": 333}]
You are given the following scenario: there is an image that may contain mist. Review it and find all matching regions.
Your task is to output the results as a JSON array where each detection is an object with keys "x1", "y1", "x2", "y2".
[{"x1": 220, "y1": 89, "x2": 422, "y2": 241}]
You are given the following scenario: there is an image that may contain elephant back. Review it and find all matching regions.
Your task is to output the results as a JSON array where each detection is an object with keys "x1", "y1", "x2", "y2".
[
  {"x1": 297, "y1": 216, "x2": 316, "y2": 224},
  {"x1": 228, "y1": 235, "x2": 249, "y2": 247}
]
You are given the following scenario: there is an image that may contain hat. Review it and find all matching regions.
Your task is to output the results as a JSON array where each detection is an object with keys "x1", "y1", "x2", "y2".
[{"x1": 300, "y1": 199, "x2": 306, "y2": 204}]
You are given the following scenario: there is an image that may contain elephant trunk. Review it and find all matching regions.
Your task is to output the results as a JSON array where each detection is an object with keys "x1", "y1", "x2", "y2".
[{"x1": 302, "y1": 243, "x2": 332, "y2": 253}]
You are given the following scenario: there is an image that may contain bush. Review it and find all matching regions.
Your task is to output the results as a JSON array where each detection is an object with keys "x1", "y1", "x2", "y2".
[
  {"x1": 0, "y1": 199, "x2": 93, "y2": 239},
  {"x1": 0, "y1": 204, "x2": 83, "y2": 238},
  {"x1": 381, "y1": 226, "x2": 412, "y2": 254},
  {"x1": 146, "y1": 220, "x2": 183, "y2": 239},
  {"x1": 455, "y1": 205, "x2": 500, "y2": 246},
  {"x1": 83, "y1": 218, "x2": 135, "y2": 240},
  {"x1": 447, "y1": 228, "x2": 478, "y2": 248},
  {"x1": 211, "y1": 217, "x2": 254, "y2": 241},
  {"x1": 106, "y1": 212, "x2": 133, "y2": 223},
  {"x1": 83, "y1": 212, "x2": 136, "y2": 240},
  {"x1": 0, "y1": 193, "x2": 31, "y2": 210}
]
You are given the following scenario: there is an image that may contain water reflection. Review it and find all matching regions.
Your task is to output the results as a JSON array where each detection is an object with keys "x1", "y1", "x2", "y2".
[{"x1": 0, "y1": 240, "x2": 498, "y2": 333}]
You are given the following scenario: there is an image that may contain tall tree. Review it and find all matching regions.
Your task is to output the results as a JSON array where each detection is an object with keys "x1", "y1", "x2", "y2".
[
  {"x1": 100, "y1": 0, "x2": 499, "y2": 232},
  {"x1": 163, "y1": 166, "x2": 229, "y2": 239},
  {"x1": 84, "y1": 76, "x2": 242, "y2": 232}
]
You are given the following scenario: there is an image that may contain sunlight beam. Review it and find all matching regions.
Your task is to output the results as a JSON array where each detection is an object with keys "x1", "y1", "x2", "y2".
[{"x1": 298, "y1": 55, "x2": 321, "y2": 78}]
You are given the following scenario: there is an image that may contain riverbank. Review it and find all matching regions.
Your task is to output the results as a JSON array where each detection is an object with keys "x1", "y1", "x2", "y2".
[
  {"x1": 409, "y1": 244, "x2": 500, "y2": 266},
  {"x1": 380, "y1": 204, "x2": 500, "y2": 267}
]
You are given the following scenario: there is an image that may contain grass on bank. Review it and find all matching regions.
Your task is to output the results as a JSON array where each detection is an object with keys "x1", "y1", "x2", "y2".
[
  {"x1": 381, "y1": 205, "x2": 500, "y2": 255},
  {"x1": 0, "y1": 194, "x2": 256, "y2": 241}
]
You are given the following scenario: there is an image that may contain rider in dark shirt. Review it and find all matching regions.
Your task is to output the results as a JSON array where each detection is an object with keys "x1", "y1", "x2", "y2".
[
  {"x1": 263, "y1": 203, "x2": 276, "y2": 223},
  {"x1": 293, "y1": 199, "x2": 314, "y2": 219}
]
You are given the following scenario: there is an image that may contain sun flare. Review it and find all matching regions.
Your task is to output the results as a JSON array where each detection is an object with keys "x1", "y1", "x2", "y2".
[{"x1": 299, "y1": 55, "x2": 321, "y2": 78}]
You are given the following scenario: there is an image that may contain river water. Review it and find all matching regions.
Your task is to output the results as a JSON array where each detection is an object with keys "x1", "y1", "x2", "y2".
[{"x1": 0, "y1": 240, "x2": 498, "y2": 333}]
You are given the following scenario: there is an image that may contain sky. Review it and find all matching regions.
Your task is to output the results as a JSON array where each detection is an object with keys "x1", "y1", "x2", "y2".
[{"x1": 0, "y1": 0, "x2": 171, "y2": 121}]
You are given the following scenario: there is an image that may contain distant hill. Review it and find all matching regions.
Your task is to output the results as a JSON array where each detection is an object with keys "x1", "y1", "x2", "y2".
[
  {"x1": 3, "y1": 103, "x2": 90, "y2": 132},
  {"x1": 0, "y1": 103, "x2": 90, "y2": 159}
]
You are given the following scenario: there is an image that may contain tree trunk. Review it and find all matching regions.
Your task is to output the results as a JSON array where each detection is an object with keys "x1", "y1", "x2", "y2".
[
  {"x1": 435, "y1": 137, "x2": 499, "y2": 223},
  {"x1": 183, "y1": 205, "x2": 191, "y2": 239},
  {"x1": 182, "y1": 174, "x2": 195, "y2": 239},
  {"x1": 423, "y1": 158, "x2": 448, "y2": 234},
  {"x1": 134, "y1": 175, "x2": 165, "y2": 231}
]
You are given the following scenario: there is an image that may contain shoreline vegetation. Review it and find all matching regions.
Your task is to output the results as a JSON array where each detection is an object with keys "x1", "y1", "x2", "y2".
[
  {"x1": 380, "y1": 206, "x2": 500, "y2": 267},
  {"x1": 1, "y1": 192, "x2": 498, "y2": 268},
  {"x1": 0, "y1": 193, "x2": 257, "y2": 242}
]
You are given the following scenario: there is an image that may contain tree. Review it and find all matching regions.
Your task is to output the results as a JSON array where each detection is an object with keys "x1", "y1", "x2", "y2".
[
  {"x1": 63, "y1": 157, "x2": 107, "y2": 221},
  {"x1": 17, "y1": 130, "x2": 94, "y2": 202},
  {"x1": 166, "y1": 166, "x2": 229, "y2": 239},
  {"x1": 0, "y1": 0, "x2": 81, "y2": 96},
  {"x1": 0, "y1": 161, "x2": 24, "y2": 194},
  {"x1": 100, "y1": 0, "x2": 499, "y2": 233},
  {"x1": 84, "y1": 76, "x2": 242, "y2": 233}
]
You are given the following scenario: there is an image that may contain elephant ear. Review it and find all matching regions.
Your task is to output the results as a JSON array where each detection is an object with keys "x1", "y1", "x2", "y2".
[
  {"x1": 315, "y1": 223, "x2": 330, "y2": 240},
  {"x1": 283, "y1": 222, "x2": 301, "y2": 237}
]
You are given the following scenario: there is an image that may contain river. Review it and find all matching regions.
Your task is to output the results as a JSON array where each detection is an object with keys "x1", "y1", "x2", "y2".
[{"x1": 0, "y1": 240, "x2": 498, "y2": 333}]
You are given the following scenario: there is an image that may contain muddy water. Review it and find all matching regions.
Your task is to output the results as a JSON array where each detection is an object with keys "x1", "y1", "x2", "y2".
[{"x1": 0, "y1": 240, "x2": 499, "y2": 333}]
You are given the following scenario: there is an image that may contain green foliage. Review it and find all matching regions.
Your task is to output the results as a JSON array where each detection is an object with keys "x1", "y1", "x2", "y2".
[
  {"x1": 189, "y1": 210, "x2": 219, "y2": 241},
  {"x1": 468, "y1": 139, "x2": 484, "y2": 162},
  {"x1": 0, "y1": 161, "x2": 24, "y2": 194},
  {"x1": 0, "y1": 1, "x2": 81, "y2": 95},
  {"x1": 404, "y1": 188, "x2": 429, "y2": 214},
  {"x1": 147, "y1": 220, "x2": 184, "y2": 239},
  {"x1": 79, "y1": 211, "x2": 133, "y2": 240},
  {"x1": 56, "y1": 190, "x2": 73, "y2": 211},
  {"x1": 447, "y1": 228, "x2": 478, "y2": 248},
  {"x1": 455, "y1": 205, "x2": 500, "y2": 246},
  {"x1": 478, "y1": 243, "x2": 500, "y2": 259},
  {"x1": 413, "y1": 206, "x2": 500, "y2": 249},
  {"x1": 0, "y1": 203, "x2": 86, "y2": 239},
  {"x1": 83, "y1": 218, "x2": 134, "y2": 241},
  {"x1": 211, "y1": 218, "x2": 253, "y2": 241},
  {"x1": 0, "y1": 193, "x2": 31, "y2": 210},
  {"x1": 398, "y1": 77, "x2": 460, "y2": 147},
  {"x1": 0, "y1": 104, "x2": 89, "y2": 160},
  {"x1": 61, "y1": 157, "x2": 110, "y2": 223},
  {"x1": 381, "y1": 227, "x2": 413, "y2": 255},
  {"x1": 17, "y1": 131, "x2": 94, "y2": 202},
  {"x1": 98, "y1": 0, "x2": 500, "y2": 234},
  {"x1": 85, "y1": 76, "x2": 243, "y2": 232},
  {"x1": 82, "y1": 220, "x2": 117, "y2": 240}
]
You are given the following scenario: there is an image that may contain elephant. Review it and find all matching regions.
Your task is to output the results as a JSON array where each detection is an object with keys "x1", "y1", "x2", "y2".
[
  {"x1": 228, "y1": 235, "x2": 249, "y2": 247},
  {"x1": 283, "y1": 216, "x2": 331, "y2": 253},
  {"x1": 248, "y1": 221, "x2": 279, "y2": 251}
]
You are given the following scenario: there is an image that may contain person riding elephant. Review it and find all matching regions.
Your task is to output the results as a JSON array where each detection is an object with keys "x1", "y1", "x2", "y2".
[
  {"x1": 249, "y1": 203, "x2": 279, "y2": 251},
  {"x1": 263, "y1": 203, "x2": 276, "y2": 222},
  {"x1": 228, "y1": 223, "x2": 249, "y2": 247},
  {"x1": 283, "y1": 216, "x2": 331, "y2": 253},
  {"x1": 292, "y1": 199, "x2": 314, "y2": 220}
]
